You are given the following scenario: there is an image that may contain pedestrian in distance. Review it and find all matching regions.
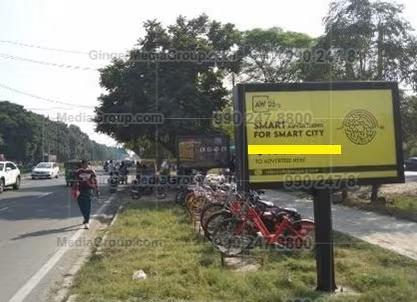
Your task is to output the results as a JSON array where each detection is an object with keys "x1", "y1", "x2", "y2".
[
  {"x1": 119, "y1": 161, "x2": 128, "y2": 184},
  {"x1": 108, "y1": 160, "x2": 115, "y2": 175},
  {"x1": 72, "y1": 160, "x2": 98, "y2": 229}
]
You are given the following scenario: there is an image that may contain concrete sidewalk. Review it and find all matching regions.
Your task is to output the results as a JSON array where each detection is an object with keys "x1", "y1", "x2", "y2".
[{"x1": 266, "y1": 190, "x2": 417, "y2": 260}]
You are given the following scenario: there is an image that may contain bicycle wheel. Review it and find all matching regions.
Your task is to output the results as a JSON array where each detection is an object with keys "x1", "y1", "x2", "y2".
[
  {"x1": 175, "y1": 189, "x2": 186, "y2": 205},
  {"x1": 200, "y1": 203, "x2": 225, "y2": 233},
  {"x1": 203, "y1": 210, "x2": 231, "y2": 240},
  {"x1": 184, "y1": 192, "x2": 195, "y2": 209},
  {"x1": 185, "y1": 194, "x2": 204, "y2": 219},
  {"x1": 211, "y1": 217, "x2": 256, "y2": 256},
  {"x1": 285, "y1": 219, "x2": 315, "y2": 251},
  {"x1": 189, "y1": 196, "x2": 206, "y2": 217}
]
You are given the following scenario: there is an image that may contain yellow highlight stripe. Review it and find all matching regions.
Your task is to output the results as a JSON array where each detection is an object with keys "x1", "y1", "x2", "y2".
[{"x1": 248, "y1": 145, "x2": 342, "y2": 155}]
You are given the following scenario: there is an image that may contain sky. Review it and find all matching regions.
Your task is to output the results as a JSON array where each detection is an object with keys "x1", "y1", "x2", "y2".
[{"x1": 1, "y1": 0, "x2": 416, "y2": 146}]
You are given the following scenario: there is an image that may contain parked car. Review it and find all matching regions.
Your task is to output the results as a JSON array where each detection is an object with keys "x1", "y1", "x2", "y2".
[
  {"x1": 404, "y1": 157, "x2": 417, "y2": 171},
  {"x1": 0, "y1": 161, "x2": 21, "y2": 193},
  {"x1": 32, "y1": 162, "x2": 60, "y2": 179}
]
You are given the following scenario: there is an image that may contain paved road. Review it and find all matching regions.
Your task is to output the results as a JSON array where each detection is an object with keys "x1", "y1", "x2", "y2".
[
  {"x1": 266, "y1": 190, "x2": 417, "y2": 260},
  {"x1": 0, "y1": 173, "x2": 109, "y2": 302}
]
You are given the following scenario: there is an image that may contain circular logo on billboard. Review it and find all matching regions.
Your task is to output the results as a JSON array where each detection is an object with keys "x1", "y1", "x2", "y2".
[{"x1": 341, "y1": 109, "x2": 380, "y2": 145}]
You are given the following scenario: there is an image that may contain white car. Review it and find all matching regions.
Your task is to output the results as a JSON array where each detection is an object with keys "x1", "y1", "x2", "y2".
[
  {"x1": 0, "y1": 161, "x2": 21, "y2": 193},
  {"x1": 32, "y1": 162, "x2": 60, "y2": 179}
]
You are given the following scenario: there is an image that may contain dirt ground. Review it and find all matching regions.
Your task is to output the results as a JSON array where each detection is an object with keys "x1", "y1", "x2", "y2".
[{"x1": 345, "y1": 182, "x2": 417, "y2": 202}]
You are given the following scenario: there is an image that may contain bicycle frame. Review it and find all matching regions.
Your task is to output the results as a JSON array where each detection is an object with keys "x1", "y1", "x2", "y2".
[{"x1": 234, "y1": 204, "x2": 305, "y2": 245}]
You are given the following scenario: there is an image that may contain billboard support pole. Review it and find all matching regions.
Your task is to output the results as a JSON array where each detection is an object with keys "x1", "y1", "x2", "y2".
[{"x1": 312, "y1": 188, "x2": 337, "y2": 292}]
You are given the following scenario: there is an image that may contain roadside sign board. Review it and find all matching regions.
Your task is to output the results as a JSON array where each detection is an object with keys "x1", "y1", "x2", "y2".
[
  {"x1": 176, "y1": 135, "x2": 230, "y2": 169},
  {"x1": 234, "y1": 82, "x2": 404, "y2": 189}
]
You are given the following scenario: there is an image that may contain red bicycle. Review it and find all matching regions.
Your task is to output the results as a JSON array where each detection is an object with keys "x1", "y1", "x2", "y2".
[{"x1": 211, "y1": 195, "x2": 315, "y2": 256}]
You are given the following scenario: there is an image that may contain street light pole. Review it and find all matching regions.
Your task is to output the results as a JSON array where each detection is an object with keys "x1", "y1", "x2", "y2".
[{"x1": 41, "y1": 119, "x2": 45, "y2": 161}]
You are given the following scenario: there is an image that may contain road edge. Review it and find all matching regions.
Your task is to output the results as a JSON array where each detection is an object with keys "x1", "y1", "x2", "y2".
[{"x1": 50, "y1": 193, "x2": 125, "y2": 302}]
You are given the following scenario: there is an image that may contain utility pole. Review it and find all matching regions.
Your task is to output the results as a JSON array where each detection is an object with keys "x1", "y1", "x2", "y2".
[
  {"x1": 47, "y1": 115, "x2": 50, "y2": 161},
  {"x1": 155, "y1": 59, "x2": 160, "y2": 168},
  {"x1": 41, "y1": 119, "x2": 45, "y2": 162}
]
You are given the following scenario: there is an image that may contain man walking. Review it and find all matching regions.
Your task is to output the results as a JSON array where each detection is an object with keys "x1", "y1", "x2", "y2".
[{"x1": 74, "y1": 160, "x2": 98, "y2": 229}]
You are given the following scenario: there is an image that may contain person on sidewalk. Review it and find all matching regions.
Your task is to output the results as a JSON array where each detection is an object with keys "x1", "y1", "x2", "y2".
[{"x1": 73, "y1": 160, "x2": 98, "y2": 229}]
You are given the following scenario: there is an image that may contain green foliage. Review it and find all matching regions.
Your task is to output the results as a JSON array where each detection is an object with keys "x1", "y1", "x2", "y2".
[
  {"x1": 0, "y1": 101, "x2": 127, "y2": 164},
  {"x1": 239, "y1": 27, "x2": 314, "y2": 82},
  {"x1": 95, "y1": 3, "x2": 417, "y2": 155},
  {"x1": 304, "y1": 0, "x2": 417, "y2": 84},
  {"x1": 212, "y1": 102, "x2": 235, "y2": 143},
  {"x1": 96, "y1": 15, "x2": 241, "y2": 155},
  {"x1": 400, "y1": 95, "x2": 417, "y2": 147}
]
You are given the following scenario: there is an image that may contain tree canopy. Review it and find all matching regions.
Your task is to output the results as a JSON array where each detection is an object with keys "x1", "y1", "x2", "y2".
[
  {"x1": 0, "y1": 101, "x2": 127, "y2": 164},
  {"x1": 95, "y1": 15, "x2": 241, "y2": 156},
  {"x1": 95, "y1": 1, "x2": 417, "y2": 159}
]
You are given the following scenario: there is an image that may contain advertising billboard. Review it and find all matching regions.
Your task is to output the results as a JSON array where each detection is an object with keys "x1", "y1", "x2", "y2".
[
  {"x1": 234, "y1": 82, "x2": 404, "y2": 189},
  {"x1": 176, "y1": 135, "x2": 230, "y2": 169}
]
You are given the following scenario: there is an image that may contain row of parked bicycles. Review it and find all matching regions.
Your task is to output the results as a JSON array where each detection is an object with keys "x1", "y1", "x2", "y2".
[{"x1": 175, "y1": 174, "x2": 316, "y2": 256}]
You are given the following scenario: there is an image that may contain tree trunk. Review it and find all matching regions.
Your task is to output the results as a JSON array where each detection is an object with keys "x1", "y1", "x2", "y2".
[
  {"x1": 370, "y1": 24, "x2": 384, "y2": 201},
  {"x1": 376, "y1": 23, "x2": 384, "y2": 80},
  {"x1": 370, "y1": 185, "x2": 380, "y2": 203},
  {"x1": 341, "y1": 188, "x2": 348, "y2": 202}
]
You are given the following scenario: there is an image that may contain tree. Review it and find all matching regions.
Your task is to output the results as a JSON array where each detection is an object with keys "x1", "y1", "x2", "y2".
[
  {"x1": 311, "y1": 0, "x2": 417, "y2": 202},
  {"x1": 305, "y1": 0, "x2": 416, "y2": 83},
  {"x1": 238, "y1": 27, "x2": 314, "y2": 83},
  {"x1": 400, "y1": 95, "x2": 417, "y2": 157},
  {"x1": 95, "y1": 15, "x2": 241, "y2": 158},
  {"x1": 0, "y1": 101, "x2": 126, "y2": 163}
]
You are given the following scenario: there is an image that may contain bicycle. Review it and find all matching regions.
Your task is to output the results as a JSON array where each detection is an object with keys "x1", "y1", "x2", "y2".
[{"x1": 211, "y1": 192, "x2": 315, "y2": 256}]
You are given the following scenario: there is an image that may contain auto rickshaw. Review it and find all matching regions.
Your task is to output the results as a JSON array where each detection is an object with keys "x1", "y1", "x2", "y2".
[{"x1": 64, "y1": 160, "x2": 82, "y2": 186}]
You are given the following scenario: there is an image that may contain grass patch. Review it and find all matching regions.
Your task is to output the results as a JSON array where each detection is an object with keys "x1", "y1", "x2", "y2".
[
  {"x1": 70, "y1": 200, "x2": 417, "y2": 302},
  {"x1": 341, "y1": 194, "x2": 417, "y2": 222}
]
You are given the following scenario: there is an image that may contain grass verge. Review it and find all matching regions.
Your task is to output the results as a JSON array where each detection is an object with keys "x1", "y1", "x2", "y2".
[
  {"x1": 69, "y1": 199, "x2": 417, "y2": 302},
  {"x1": 341, "y1": 194, "x2": 417, "y2": 223}
]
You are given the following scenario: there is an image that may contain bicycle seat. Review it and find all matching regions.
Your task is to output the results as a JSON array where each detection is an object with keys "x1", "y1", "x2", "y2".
[
  {"x1": 282, "y1": 207, "x2": 299, "y2": 215},
  {"x1": 258, "y1": 199, "x2": 274, "y2": 208}
]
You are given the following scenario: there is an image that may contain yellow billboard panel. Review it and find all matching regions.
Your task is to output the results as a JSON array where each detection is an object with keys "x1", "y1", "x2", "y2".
[{"x1": 234, "y1": 82, "x2": 404, "y2": 188}]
